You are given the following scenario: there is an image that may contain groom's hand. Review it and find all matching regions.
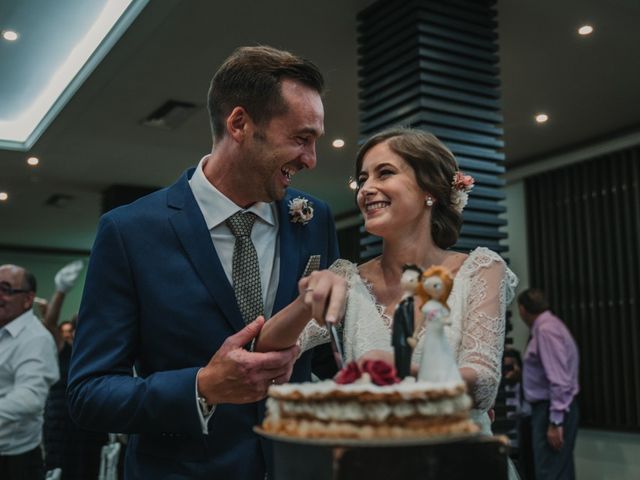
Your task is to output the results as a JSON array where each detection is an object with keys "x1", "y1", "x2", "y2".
[{"x1": 197, "y1": 316, "x2": 300, "y2": 404}]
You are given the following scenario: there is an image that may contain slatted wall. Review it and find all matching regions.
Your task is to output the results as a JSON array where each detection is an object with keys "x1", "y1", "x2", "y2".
[
  {"x1": 525, "y1": 146, "x2": 640, "y2": 431},
  {"x1": 357, "y1": 0, "x2": 506, "y2": 260}
]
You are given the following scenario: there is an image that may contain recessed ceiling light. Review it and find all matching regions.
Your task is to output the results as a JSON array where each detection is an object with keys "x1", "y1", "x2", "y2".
[
  {"x1": 332, "y1": 139, "x2": 345, "y2": 148},
  {"x1": 578, "y1": 25, "x2": 594, "y2": 36},
  {"x1": 27, "y1": 156, "x2": 39, "y2": 166},
  {"x1": 0, "y1": 192, "x2": 8, "y2": 201},
  {"x1": 535, "y1": 113, "x2": 549, "y2": 124},
  {"x1": 348, "y1": 177, "x2": 358, "y2": 190},
  {"x1": 1, "y1": 30, "x2": 19, "y2": 41}
]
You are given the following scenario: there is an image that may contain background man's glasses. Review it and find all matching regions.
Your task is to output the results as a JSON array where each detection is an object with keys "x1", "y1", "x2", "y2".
[{"x1": 0, "y1": 282, "x2": 31, "y2": 296}]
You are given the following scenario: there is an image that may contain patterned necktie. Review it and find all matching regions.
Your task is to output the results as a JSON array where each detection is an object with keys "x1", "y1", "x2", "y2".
[{"x1": 226, "y1": 211, "x2": 264, "y2": 324}]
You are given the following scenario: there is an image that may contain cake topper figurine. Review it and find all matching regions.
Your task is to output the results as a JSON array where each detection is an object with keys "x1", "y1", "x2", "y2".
[
  {"x1": 392, "y1": 264, "x2": 422, "y2": 378},
  {"x1": 416, "y1": 266, "x2": 462, "y2": 383}
]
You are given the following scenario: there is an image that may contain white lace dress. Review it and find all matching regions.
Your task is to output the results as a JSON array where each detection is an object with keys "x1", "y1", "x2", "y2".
[{"x1": 297, "y1": 247, "x2": 518, "y2": 435}]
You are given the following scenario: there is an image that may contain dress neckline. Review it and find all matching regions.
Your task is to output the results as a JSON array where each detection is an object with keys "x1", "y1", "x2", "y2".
[{"x1": 358, "y1": 247, "x2": 492, "y2": 331}]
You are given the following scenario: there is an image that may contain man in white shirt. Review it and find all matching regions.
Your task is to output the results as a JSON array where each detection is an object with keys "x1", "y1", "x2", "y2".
[
  {"x1": 68, "y1": 46, "x2": 346, "y2": 479},
  {"x1": 0, "y1": 265, "x2": 60, "y2": 480}
]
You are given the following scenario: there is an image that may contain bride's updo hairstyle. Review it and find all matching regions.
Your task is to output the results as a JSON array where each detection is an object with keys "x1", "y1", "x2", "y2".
[{"x1": 355, "y1": 128, "x2": 462, "y2": 249}]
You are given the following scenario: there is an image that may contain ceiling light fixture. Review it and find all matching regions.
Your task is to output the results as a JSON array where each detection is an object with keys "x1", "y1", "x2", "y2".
[
  {"x1": 0, "y1": 0, "x2": 149, "y2": 151},
  {"x1": 1, "y1": 30, "x2": 19, "y2": 41},
  {"x1": 578, "y1": 25, "x2": 594, "y2": 36},
  {"x1": 348, "y1": 177, "x2": 358, "y2": 190},
  {"x1": 27, "y1": 156, "x2": 40, "y2": 166},
  {"x1": 535, "y1": 113, "x2": 549, "y2": 124},
  {"x1": 0, "y1": 192, "x2": 8, "y2": 201},
  {"x1": 332, "y1": 139, "x2": 345, "y2": 148}
]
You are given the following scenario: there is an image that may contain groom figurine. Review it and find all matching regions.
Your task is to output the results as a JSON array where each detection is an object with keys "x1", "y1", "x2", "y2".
[
  {"x1": 68, "y1": 46, "x2": 346, "y2": 480},
  {"x1": 392, "y1": 264, "x2": 422, "y2": 378}
]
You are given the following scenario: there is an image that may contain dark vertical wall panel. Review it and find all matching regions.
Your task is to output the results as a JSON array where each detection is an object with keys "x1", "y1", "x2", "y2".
[
  {"x1": 525, "y1": 146, "x2": 640, "y2": 431},
  {"x1": 357, "y1": 0, "x2": 506, "y2": 260}
]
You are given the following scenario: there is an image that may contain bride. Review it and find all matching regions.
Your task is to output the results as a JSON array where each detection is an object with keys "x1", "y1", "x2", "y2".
[{"x1": 256, "y1": 128, "x2": 518, "y2": 440}]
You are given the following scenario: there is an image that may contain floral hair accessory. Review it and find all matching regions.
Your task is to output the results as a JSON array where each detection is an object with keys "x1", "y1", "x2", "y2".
[
  {"x1": 288, "y1": 197, "x2": 314, "y2": 225},
  {"x1": 450, "y1": 171, "x2": 474, "y2": 213}
]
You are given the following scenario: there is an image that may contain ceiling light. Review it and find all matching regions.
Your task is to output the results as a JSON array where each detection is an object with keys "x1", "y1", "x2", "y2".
[
  {"x1": 1, "y1": 30, "x2": 19, "y2": 41},
  {"x1": 0, "y1": 192, "x2": 8, "y2": 201},
  {"x1": 535, "y1": 113, "x2": 549, "y2": 124},
  {"x1": 578, "y1": 25, "x2": 594, "y2": 36},
  {"x1": 348, "y1": 177, "x2": 358, "y2": 190},
  {"x1": 332, "y1": 139, "x2": 345, "y2": 148},
  {"x1": 27, "y1": 156, "x2": 39, "y2": 166}
]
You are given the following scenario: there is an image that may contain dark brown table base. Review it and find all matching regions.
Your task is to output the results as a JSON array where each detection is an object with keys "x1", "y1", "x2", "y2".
[{"x1": 268, "y1": 435, "x2": 509, "y2": 480}]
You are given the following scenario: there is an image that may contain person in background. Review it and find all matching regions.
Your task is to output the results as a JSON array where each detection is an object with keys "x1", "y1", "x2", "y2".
[
  {"x1": 518, "y1": 288, "x2": 579, "y2": 480},
  {"x1": 0, "y1": 265, "x2": 59, "y2": 480},
  {"x1": 42, "y1": 260, "x2": 108, "y2": 480},
  {"x1": 503, "y1": 347, "x2": 534, "y2": 480}
]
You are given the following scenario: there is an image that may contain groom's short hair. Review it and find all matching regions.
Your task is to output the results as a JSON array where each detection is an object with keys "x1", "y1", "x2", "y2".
[{"x1": 207, "y1": 46, "x2": 324, "y2": 142}]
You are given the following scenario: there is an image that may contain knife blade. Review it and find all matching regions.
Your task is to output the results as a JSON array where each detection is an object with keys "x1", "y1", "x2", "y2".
[
  {"x1": 301, "y1": 255, "x2": 344, "y2": 370},
  {"x1": 327, "y1": 322, "x2": 344, "y2": 370}
]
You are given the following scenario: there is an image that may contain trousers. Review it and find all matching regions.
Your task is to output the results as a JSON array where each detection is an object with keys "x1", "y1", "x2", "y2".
[{"x1": 531, "y1": 399, "x2": 579, "y2": 480}]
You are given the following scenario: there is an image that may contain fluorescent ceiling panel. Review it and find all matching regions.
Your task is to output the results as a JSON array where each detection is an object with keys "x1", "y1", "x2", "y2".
[{"x1": 0, "y1": 0, "x2": 149, "y2": 151}]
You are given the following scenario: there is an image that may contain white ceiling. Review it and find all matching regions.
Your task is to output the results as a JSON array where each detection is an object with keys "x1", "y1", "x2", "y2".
[{"x1": 1, "y1": 0, "x2": 639, "y2": 251}]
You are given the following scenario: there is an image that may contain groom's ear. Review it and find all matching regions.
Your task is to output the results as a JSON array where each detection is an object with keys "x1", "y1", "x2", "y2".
[{"x1": 226, "y1": 106, "x2": 251, "y2": 143}]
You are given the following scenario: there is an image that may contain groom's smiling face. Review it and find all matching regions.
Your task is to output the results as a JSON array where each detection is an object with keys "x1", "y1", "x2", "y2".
[{"x1": 243, "y1": 79, "x2": 324, "y2": 203}]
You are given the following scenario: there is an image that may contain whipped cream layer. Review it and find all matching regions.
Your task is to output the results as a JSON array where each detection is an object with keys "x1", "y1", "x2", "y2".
[
  {"x1": 267, "y1": 393, "x2": 471, "y2": 424},
  {"x1": 268, "y1": 378, "x2": 467, "y2": 401}
]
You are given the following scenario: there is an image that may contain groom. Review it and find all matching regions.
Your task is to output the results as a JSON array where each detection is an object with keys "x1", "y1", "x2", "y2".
[{"x1": 68, "y1": 46, "x2": 346, "y2": 479}]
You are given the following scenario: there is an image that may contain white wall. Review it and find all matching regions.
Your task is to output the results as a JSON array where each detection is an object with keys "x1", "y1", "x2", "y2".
[
  {"x1": 502, "y1": 180, "x2": 529, "y2": 353},
  {"x1": 503, "y1": 177, "x2": 640, "y2": 479}
]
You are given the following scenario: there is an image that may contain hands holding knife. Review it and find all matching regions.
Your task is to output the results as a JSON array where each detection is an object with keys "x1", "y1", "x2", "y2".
[
  {"x1": 298, "y1": 258, "x2": 346, "y2": 370},
  {"x1": 253, "y1": 257, "x2": 347, "y2": 373}
]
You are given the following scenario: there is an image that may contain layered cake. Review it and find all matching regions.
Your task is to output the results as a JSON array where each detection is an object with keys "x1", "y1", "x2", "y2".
[{"x1": 262, "y1": 360, "x2": 479, "y2": 439}]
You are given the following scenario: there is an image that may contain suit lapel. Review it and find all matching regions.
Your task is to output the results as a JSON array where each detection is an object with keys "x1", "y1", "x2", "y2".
[
  {"x1": 273, "y1": 195, "x2": 303, "y2": 313},
  {"x1": 167, "y1": 171, "x2": 246, "y2": 333}
]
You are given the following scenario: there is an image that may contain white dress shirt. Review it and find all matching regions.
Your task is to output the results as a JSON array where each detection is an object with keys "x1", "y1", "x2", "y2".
[
  {"x1": 189, "y1": 155, "x2": 280, "y2": 318},
  {"x1": 0, "y1": 309, "x2": 60, "y2": 454},
  {"x1": 188, "y1": 155, "x2": 281, "y2": 433}
]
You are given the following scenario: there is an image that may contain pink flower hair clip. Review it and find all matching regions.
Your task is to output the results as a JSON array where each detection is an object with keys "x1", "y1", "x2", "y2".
[{"x1": 451, "y1": 171, "x2": 474, "y2": 213}]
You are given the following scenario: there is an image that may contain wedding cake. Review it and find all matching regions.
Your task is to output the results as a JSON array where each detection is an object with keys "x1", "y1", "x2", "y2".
[{"x1": 261, "y1": 360, "x2": 478, "y2": 439}]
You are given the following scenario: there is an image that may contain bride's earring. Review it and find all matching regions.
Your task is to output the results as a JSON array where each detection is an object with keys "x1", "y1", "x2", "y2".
[{"x1": 425, "y1": 197, "x2": 434, "y2": 207}]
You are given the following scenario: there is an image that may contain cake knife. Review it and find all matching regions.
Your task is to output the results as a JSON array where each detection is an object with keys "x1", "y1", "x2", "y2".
[{"x1": 301, "y1": 255, "x2": 344, "y2": 370}]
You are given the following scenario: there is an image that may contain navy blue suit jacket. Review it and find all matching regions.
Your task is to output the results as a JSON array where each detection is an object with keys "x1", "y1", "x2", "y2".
[{"x1": 68, "y1": 169, "x2": 339, "y2": 479}]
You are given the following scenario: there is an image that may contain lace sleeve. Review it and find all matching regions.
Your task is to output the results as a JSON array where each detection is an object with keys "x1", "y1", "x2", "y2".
[
  {"x1": 458, "y1": 249, "x2": 518, "y2": 411},
  {"x1": 295, "y1": 259, "x2": 354, "y2": 354}
]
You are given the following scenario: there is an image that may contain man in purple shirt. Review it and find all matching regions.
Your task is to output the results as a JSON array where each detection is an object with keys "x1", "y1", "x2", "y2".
[{"x1": 518, "y1": 288, "x2": 580, "y2": 480}]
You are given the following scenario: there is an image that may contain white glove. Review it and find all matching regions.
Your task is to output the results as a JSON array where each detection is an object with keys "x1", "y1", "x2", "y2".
[{"x1": 55, "y1": 260, "x2": 84, "y2": 293}]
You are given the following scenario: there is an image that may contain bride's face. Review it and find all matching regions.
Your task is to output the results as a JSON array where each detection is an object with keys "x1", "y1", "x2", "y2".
[{"x1": 356, "y1": 141, "x2": 428, "y2": 238}]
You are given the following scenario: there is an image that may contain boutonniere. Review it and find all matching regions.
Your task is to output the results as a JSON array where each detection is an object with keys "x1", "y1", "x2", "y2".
[{"x1": 288, "y1": 197, "x2": 314, "y2": 225}]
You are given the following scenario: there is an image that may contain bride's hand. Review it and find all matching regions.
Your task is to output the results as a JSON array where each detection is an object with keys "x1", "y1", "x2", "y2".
[{"x1": 298, "y1": 270, "x2": 347, "y2": 326}]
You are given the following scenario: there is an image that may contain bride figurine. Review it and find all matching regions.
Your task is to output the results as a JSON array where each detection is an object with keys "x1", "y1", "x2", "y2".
[{"x1": 416, "y1": 266, "x2": 462, "y2": 383}]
